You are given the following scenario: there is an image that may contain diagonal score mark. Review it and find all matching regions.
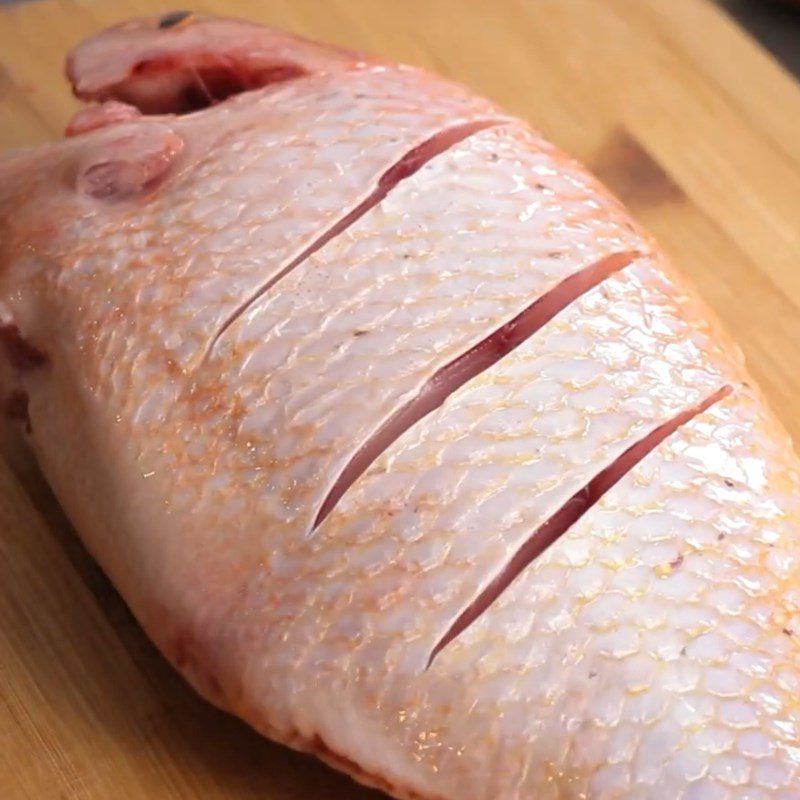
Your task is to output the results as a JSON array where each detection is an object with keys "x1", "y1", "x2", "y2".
[
  {"x1": 314, "y1": 249, "x2": 642, "y2": 529},
  {"x1": 425, "y1": 384, "x2": 733, "y2": 669},
  {"x1": 200, "y1": 117, "x2": 505, "y2": 363}
]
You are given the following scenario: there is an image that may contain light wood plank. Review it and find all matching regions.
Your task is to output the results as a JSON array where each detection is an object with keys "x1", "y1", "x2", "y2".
[{"x1": 0, "y1": 0, "x2": 798, "y2": 797}]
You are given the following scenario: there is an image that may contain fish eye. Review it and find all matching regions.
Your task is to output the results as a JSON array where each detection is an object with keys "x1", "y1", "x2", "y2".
[{"x1": 158, "y1": 10, "x2": 193, "y2": 30}]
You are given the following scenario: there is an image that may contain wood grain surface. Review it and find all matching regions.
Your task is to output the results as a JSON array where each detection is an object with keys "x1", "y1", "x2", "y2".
[{"x1": 1, "y1": 1, "x2": 799, "y2": 798}]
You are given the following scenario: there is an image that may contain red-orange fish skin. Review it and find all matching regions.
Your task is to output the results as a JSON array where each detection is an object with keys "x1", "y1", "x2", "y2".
[{"x1": 1, "y1": 14, "x2": 799, "y2": 800}]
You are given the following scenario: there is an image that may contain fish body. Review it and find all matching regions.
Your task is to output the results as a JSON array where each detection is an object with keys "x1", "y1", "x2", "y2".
[{"x1": 1, "y1": 14, "x2": 800, "y2": 800}]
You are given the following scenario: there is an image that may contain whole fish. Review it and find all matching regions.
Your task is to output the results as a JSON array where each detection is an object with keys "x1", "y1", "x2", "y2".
[{"x1": 1, "y1": 13, "x2": 799, "y2": 800}]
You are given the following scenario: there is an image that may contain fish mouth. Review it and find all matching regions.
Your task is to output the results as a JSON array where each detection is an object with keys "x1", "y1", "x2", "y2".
[
  {"x1": 64, "y1": 13, "x2": 364, "y2": 117},
  {"x1": 120, "y1": 53, "x2": 309, "y2": 115}
]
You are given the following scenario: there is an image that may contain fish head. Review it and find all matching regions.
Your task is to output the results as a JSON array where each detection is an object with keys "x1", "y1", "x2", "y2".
[{"x1": 66, "y1": 12, "x2": 369, "y2": 115}]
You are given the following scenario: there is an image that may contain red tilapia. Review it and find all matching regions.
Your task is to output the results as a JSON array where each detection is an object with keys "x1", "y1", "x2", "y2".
[{"x1": 1, "y1": 13, "x2": 800, "y2": 800}]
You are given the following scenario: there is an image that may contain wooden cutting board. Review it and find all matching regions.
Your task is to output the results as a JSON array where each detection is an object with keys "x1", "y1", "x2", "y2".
[{"x1": 1, "y1": 0, "x2": 799, "y2": 798}]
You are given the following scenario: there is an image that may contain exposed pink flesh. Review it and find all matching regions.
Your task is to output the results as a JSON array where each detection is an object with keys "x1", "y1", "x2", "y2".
[
  {"x1": 314, "y1": 250, "x2": 641, "y2": 527},
  {"x1": 122, "y1": 52, "x2": 309, "y2": 114},
  {"x1": 203, "y1": 118, "x2": 504, "y2": 359},
  {"x1": 426, "y1": 384, "x2": 733, "y2": 667}
]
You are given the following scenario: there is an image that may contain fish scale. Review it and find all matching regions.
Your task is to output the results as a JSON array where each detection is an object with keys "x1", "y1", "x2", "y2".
[
  {"x1": 368, "y1": 391, "x2": 800, "y2": 800},
  {"x1": 9, "y1": 64, "x2": 504, "y2": 412},
  {"x1": 173, "y1": 120, "x2": 647, "y2": 536},
  {"x1": 1, "y1": 13, "x2": 800, "y2": 800},
  {"x1": 219, "y1": 258, "x2": 737, "y2": 744}
]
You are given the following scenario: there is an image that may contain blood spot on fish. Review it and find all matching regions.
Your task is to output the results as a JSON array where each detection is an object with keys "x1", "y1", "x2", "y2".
[
  {"x1": 783, "y1": 628, "x2": 794, "y2": 637},
  {"x1": 656, "y1": 554, "x2": 684, "y2": 577},
  {"x1": 353, "y1": 330, "x2": 368, "y2": 337},
  {"x1": 724, "y1": 479, "x2": 735, "y2": 488},
  {"x1": 0, "y1": 324, "x2": 48, "y2": 370},
  {"x1": 3, "y1": 390, "x2": 31, "y2": 432}
]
